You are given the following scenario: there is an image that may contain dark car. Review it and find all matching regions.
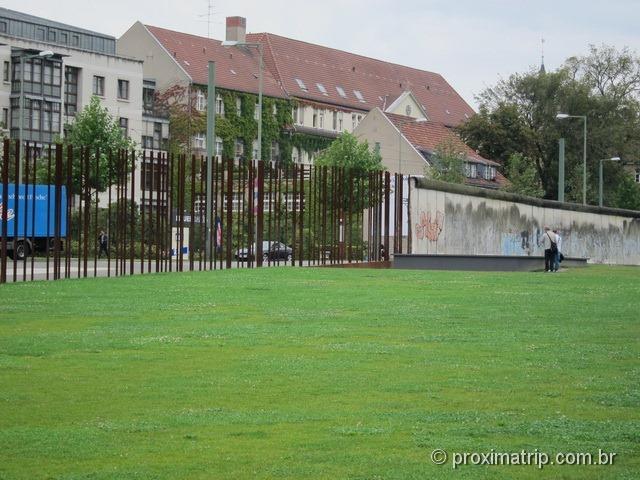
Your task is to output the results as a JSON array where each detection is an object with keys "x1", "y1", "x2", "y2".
[{"x1": 264, "y1": 242, "x2": 293, "y2": 262}]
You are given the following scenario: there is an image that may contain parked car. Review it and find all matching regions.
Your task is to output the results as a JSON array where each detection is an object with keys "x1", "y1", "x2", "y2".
[
  {"x1": 235, "y1": 241, "x2": 293, "y2": 262},
  {"x1": 264, "y1": 242, "x2": 293, "y2": 262}
]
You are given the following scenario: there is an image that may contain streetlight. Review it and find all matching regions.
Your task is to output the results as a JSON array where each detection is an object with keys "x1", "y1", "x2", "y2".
[
  {"x1": 222, "y1": 40, "x2": 263, "y2": 265},
  {"x1": 556, "y1": 113, "x2": 587, "y2": 205},
  {"x1": 221, "y1": 40, "x2": 263, "y2": 163},
  {"x1": 17, "y1": 49, "x2": 54, "y2": 183},
  {"x1": 598, "y1": 157, "x2": 621, "y2": 207}
]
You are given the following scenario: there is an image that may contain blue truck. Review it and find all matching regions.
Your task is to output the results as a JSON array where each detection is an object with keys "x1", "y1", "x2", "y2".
[{"x1": 0, "y1": 184, "x2": 67, "y2": 260}]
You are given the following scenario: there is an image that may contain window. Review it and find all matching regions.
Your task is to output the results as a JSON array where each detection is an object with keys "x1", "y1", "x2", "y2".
[
  {"x1": 36, "y1": 28, "x2": 45, "y2": 41},
  {"x1": 117, "y1": 79, "x2": 130, "y2": 100},
  {"x1": 48, "y1": 30, "x2": 57, "y2": 42},
  {"x1": 333, "y1": 111, "x2": 338, "y2": 130},
  {"x1": 93, "y1": 75, "x2": 105, "y2": 96},
  {"x1": 312, "y1": 110, "x2": 318, "y2": 128},
  {"x1": 142, "y1": 135, "x2": 153, "y2": 149},
  {"x1": 270, "y1": 141, "x2": 280, "y2": 162},
  {"x1": 64, "y1": 67, "x2": 78, "y2": 116},
  {"x1": 2, "y1": 62, "x2": 8, "y2": 83},
  {"x1": 153, "y1": 122, "x2": 163, "y2": 149},
  {"x1": 296, "y1": 105, "x2": 305, "y2": 125},
  {"x1": 31, "y1": 100, "x2": 40, "y2": 129},
  {"x1": 215, "y1": 94, "x2": 224, "y2": 115},
  {"x1": 317, "y1": 83, "x2": 328, "y2": 95},
  {"x1": 194, "y1": 132, "x2": 206, "y2": 149},
  {"x1": 1, "y1": 108, "x2": 8, "y2": 129},
  {"x1": 215, "y1": 137, "x2": 223, "y2": 156},
  {"x1": 318, "y1": 110, "x2": 324, "y2": 129},
  {"x1": 196, "y1": 91, "x2": 206, "y2": 112},
  {"x1": 72, "y1": 35, "x2": 79, "y2": 47},
  {"x1": 119, "y1": 117, "x2": 128, "y2": 138},
  {"x1": 234, "y1": 139, "x2": 244, "y2": 160},
  {"x1": 470, "y1": 163, "x2": 477, "y2": 178},
  {"x1": 236, "y1": 97, "x2": 242, "y2": 115},
  {"x1": 295, "y1": 78, "x2": 307, "y2": 91},
  {"x1": 336, "y1": 86, "x2": 347, "y2": 98},
  {"x1": 0, "y1": 21, "x2": 6, "y2": 33},
  {"x1": 464, "y1": 163, "x2": 471, "y2": 177},
  {"x1": 60, "y1": 32, "x2": 68, "y2": 44},
  {"x1": 636, "y1": 168, "x2": 640, "y2": 183},
  {"x1": 353, "y1": 90, "x2": 365, "y2": 103},
  {"x1": 374, "y1": 142, "x2": 381, "y2": 154}
]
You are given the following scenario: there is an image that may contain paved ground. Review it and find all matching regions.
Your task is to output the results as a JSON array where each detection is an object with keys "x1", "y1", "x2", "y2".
[{"x1": 1, "y1": 257, "x2": 340, "y2": 282}]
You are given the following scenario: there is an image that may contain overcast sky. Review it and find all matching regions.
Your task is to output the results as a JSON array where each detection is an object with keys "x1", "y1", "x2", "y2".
[{"x1": 3, "y1": 0, "x2": 639, "y2": 109}]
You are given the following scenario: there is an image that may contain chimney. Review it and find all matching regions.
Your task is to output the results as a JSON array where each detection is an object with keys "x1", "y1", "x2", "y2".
[{"x1": 226, "y1": 16, "x2": 246, "y2": 43}]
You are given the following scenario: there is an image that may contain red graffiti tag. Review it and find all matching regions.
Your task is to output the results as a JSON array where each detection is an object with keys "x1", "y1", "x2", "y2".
[{"x1": 415, "y1": 211, "x2": 444, "y2": 241}]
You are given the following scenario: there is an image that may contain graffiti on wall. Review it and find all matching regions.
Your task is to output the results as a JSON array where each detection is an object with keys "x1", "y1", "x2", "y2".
[
  {"x1": 416, "y1": 211, "x2": 445, "y2": 241},
  {"x1": 501, "y1": 228, "x2": 547, "y2": 256}
]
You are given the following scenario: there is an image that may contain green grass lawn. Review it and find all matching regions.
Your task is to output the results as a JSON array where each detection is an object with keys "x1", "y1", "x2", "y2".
[{"x1": 0, "y1": 266, "x2": 639, "y2": 479}]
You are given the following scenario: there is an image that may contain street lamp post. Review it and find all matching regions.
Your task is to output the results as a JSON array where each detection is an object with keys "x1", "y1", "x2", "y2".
[
  {"x1": 598, "y1": 157, "x2": 621, "y2": 207},
  {"x1": 17, "y1": 49, "x2": 54, "y2": 183},
  {"x1": 221, "y1": 40, "x2": 263, "y2": 264},
  {"x1": 556, "y1": 113, "x2": 587, "y2": 205}
]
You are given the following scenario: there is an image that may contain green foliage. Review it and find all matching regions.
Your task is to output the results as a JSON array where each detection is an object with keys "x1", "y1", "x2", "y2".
[
  {"x1": 315, "y1": 132, "x2": 383, "y2": 173},
  {"x1": 428, "y1": 138, "x2": 466, "y2": 184},
  {"x1": 61, "y1": 96, "x2": 136, "y2": 194},
  {"x1": 611, "y1": 172, "x2": 640, "y2": 210},
  {"x1": 504, "y1": 153, "x2": 544, "y2": 197},
  {"x1": 458, "y1": 44, "x2": 640, "y2": 208},
  {"x1": 1, "y1": 266, "x2": 639, "y2": 478}
]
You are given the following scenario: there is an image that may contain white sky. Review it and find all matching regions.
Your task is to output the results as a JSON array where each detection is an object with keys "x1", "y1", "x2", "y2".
[{"x1": 3, "y1": 0, "x2": 639, "y2": 109}]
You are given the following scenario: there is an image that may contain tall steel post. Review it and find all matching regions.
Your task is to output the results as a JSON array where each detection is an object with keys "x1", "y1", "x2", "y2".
[{"x1": 205, "y1": 61, "x2": 216, "y2": 262}]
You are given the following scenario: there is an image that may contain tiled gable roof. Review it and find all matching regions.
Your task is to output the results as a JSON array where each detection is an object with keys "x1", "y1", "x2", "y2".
[
  {"x1": 247, "y1": 32, "x2": 475, "y2": 127},
  {"x1": 385, "y1": 113, "x2": 499, "y2": 167},
  {"x1": 145, "y1": 25, "x2": 287, "y2": 99}
]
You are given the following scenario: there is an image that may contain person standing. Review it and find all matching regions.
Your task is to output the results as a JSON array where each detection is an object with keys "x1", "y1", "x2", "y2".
[
  {"x1": 553, "y1": 229, "x2": 562, "y2": 272},
  {"x1": 542, "y1": 226, "x2": 557, "y2": 272},
  {"x1": 98, "y1": 229, "x2": 109, "y2": 259}
]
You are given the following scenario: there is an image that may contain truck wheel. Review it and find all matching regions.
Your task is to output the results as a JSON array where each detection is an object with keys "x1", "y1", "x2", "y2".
[{"x1": 11, "y1": 241, "x2": 28, "y2": 261}]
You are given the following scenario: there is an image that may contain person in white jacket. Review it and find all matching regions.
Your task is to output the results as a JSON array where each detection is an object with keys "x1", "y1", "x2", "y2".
[{"x1": 553, "y1": 229, "x2": 562, "y2": 271}]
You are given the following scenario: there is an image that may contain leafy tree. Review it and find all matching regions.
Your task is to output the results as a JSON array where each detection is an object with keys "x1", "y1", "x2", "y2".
[
  {"x1": 315, "y1": 132, "x2": 383, "y2": 173},
  {"x1": 155, "y1": 84, "x2": 206, "y2": 156},
  {"x1": 504, "y1": 153, "x2": 544, "y2": 197},
  {"x1": 428, "y1": 138, "x2": 466, "y2": 184},
  {"x1": 458, "y1": 44, "x2": 640, "y2": 207},
  {"x1": 62, "y1": 96, "x2": 136, "y2": 194}
]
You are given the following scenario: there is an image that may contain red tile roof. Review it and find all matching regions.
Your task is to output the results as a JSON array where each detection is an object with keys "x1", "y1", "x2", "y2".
[
  {"x1": 385, "y1": 113, "x2": 500, "y2": 167},
  {"x1": 384, "y1": 112, "x2": 508, "y2": 188},
  {"x1": 247, "y1": 32, "x2": 475, "y2": 127},
  {"x1": 145, "y1": 25, "x2": 287, "y2": 99}
]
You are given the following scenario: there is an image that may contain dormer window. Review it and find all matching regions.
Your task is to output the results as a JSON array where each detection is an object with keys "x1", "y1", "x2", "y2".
[
  {"x1": 353, "y1": 90, "x2": 365, "y2": 103},
  {"x1": 295, "y1": 78, "x2": 308, "y2": 91}
]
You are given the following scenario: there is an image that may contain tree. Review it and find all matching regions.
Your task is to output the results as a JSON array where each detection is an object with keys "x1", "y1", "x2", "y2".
[
  {"x1": 154, "y1": 84, "x2": 206, "y2": 156},
  {"x1": 428, "y1": 138, "x2": 466, "y2": 184},
  {"x1": 458, "y1": 45, "x2": 640, "y2": 207},
  {"x1": 504, "y1": 153, "x2": 544, "y2": 197},
  {"x1": 315, "y1": 132, "x2": 383, "y2": 173},
  {"x1": 62, "y1": 96, "x2": 136, "y2": 194}
]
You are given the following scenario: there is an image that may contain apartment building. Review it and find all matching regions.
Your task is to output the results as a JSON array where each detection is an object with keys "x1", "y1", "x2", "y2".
[{"x1": 0, "y1": 7, "x2": 169, "y2": 207}]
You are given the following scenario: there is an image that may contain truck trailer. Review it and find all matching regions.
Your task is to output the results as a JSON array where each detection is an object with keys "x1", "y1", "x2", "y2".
[{"x1": 0, "y1": 184, "x2": 68, "y2": 260}]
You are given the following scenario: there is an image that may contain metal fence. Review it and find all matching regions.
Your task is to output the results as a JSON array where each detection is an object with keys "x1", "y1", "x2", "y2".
[{"x1": 0, "y1": 139, "x2": 405, "y2": 283}]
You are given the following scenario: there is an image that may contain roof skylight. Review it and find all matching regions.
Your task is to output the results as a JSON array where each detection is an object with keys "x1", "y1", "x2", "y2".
[
  {"x1": 336, "y1": 86, "x2": 347, "y2": 98},
  {"x1": 295, "y1": 78, "x2": 308, "y2": 91},
  {"x1": 353, "y1": 90, "x2": 365, "y2": 103},
  {"x1": 316, "y1": 83, "x2": 328, "y2": 95}
]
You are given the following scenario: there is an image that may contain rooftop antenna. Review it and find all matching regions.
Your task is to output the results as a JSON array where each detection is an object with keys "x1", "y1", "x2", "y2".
[
  {"x1": 539, "y1": 37, "x2": 546, "y2": 74},
  {"x1": 197, "y1": 0, "x2": 215, "y2": 38}
]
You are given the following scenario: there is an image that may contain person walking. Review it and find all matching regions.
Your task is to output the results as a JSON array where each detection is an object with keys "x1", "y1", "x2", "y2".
[
  {"x1": 98, "y1": 229, "x2": 109, "y2": 259},
  {"x1": 553, "y1": 229, "x2": 562, "y2": 272},
  {"x1": 542, "y1": 226, "x2": 557, "y2": 272}
]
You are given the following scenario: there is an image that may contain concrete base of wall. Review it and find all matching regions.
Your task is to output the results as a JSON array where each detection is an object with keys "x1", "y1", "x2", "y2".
[{"x1": 393, "y1": 254, "x2": 588, "y2": 272}]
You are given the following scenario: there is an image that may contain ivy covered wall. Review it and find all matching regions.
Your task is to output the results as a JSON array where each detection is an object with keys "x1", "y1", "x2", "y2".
[{"x1": 198, "y1": 87, "x2": 334, "y2": 163}]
